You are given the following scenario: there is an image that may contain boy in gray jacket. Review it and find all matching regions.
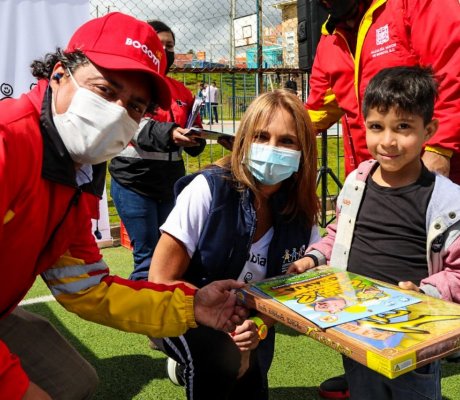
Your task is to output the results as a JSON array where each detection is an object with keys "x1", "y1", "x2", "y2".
[{"x1": 289, "y1": 66, "x2": 460, "y2": 400}]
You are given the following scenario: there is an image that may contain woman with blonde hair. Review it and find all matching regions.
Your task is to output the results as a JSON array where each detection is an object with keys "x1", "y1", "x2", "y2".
[{"x1": 149, "y1": 89, "x2": 320, "y2": 400}]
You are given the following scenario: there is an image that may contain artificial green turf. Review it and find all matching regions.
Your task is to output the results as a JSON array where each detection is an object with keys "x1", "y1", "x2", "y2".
[{"x1": 23, "y1": 247, "x2": 460, "y2": 399}]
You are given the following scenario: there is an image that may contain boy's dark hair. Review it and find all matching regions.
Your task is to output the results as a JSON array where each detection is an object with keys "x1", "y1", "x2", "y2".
[{"x1": 362, "y1": 65, "x2": 439, "y2": 125}]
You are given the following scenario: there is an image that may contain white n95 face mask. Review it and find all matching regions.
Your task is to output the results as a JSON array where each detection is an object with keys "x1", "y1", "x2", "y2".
[
  {"x1": 52, "y1": 70, "x2": 139, "y2": 165},
  {"x1": 245, "y1": 142, "x2": 301, "y2": 185}
]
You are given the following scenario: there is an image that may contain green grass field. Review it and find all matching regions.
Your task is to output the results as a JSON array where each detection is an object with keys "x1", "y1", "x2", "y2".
[{"x1": 23, "y1": 247, "x2": 460, "y2": 399}]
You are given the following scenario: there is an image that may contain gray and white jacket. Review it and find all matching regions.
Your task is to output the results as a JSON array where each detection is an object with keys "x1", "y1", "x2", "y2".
[{"x1": 307, "y1": 160, "x2": 460, "y2": 302}]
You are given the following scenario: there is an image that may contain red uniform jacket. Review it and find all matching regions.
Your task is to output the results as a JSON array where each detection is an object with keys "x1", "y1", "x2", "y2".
[{"x1": 0, "y1": 80, "x2": 198, "y2": 398}]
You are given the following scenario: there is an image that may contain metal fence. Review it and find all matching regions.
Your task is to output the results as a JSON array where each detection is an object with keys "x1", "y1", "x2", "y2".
[{"x1": 90, "y1": 0, "x2": 300, "y2": 72}]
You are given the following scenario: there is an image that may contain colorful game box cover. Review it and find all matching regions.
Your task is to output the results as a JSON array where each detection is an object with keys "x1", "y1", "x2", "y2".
[
  {"x1": 237, "y1": 266, "x2": 460, "y2": 378},
  {"x1": 248, "y1": 266, "x2": 421, "y2": 328}
]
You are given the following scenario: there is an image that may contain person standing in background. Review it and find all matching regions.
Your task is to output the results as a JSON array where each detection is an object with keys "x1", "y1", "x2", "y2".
[
  {"x1": 306, "y1": 0, "x2": 460, "y2": 184},
  {"x1": 197, "y1": 82, "x2": 206, "y2": 120},
  {"x1": 109, "y1": 20, "x2": 206, "y2": 281},
  {"x1": 210, "y1": 81, "x2": 219, "y2": 124}
]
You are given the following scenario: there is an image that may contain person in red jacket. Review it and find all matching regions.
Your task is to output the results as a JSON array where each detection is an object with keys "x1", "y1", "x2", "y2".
[
  {"x1": 307, "y1": 0, "x2": 460, "y2": 184},
  {"x1": 109, "y1": 20, "x2": 206, "y2": 281},
  {"x1": 306, "y1": 1, "x2": 460, "y2": 397},
  {"x1": 0, "y1": 12, "x2": 246, "y2": 400}
]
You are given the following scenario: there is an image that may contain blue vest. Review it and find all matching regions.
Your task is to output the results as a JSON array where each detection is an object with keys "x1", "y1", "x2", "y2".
[{"x1": 175, "y1": 167, "x2": 313, "y2": 288}]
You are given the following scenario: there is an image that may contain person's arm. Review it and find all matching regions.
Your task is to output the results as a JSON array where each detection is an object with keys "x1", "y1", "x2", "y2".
[
  {"x1": 136, "y1": 118, "x2": 178, "y2": 152},
  {"x1": 184, "y1": 137, "x2": 206, "y2": 157},
  {"x1": 306, "y1": 37, "x2": 345, "y2": 132},
  {"x1": 418, "y1": 229, "x2": 460, "y2": 303},
  {"x1": 287, "y1": 207, "x2": 339, "y2": 274},
  {"x1": 148, "y1": 232, "x2": 192, "y2": 285},
  {"x1": 408, "y1": 0, "x2": 460, "y2": 176},
  {"x1": 40, "y1": 182, "x2": 245, "y2": 337}
]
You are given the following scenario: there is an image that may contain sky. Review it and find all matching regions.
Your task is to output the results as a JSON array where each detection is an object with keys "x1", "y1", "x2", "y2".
[{"x1": 90, "y1": 0, "x2": 282, "y2": 60}]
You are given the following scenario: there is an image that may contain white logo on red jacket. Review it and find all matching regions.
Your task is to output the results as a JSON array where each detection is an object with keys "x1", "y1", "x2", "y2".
[
  {"x1": 376, "y1": 25, "x2": 390, "y2": 45},
  {"x1": 371, "y1": 24, "x2": 396, "y2": 58}
]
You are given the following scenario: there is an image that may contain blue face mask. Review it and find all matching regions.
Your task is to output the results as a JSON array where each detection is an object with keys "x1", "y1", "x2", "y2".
[{"x1": 245, "y1": 143, "x2": 301, "y2": 185}]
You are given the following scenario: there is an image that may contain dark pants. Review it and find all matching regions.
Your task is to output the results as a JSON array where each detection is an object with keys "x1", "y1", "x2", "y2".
[
  {"x1": 211, "y1": 102, "x2": 219, "y2": 123},
  {"x1": 111, "y1": 178, "x2": 174, "y2": 281},
  {"x1": 206, "y1": 102, "x2": 219, "y2": 123},
  {"x1": 153, "y1": 325, "x2": 275, "y2": 400},
  {"x1": 0, "y1": 307, "x2": 98, "y2": 399},
  {"x1": 343, "y1": 356, "x2": 441, "y2": 400}
]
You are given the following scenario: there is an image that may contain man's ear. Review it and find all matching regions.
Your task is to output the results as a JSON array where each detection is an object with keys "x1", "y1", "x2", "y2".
[
  {"x1": 425, "y1": 119, "x2": 439, "y2": 141},
  {"x1": 49, "y1": 63, "x2": 66, "y2": 87}
]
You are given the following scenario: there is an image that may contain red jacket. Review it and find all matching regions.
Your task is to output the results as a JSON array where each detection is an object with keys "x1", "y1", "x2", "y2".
[
  {"x1": 306, "y1": 0, "x2": 460, "y2": 182},
  {"x1": 0, "y1": 80, "x2": 198, "y2": 398},
  {"x1": 153, "y1": 75, "x2": 201, "y2": 126}
]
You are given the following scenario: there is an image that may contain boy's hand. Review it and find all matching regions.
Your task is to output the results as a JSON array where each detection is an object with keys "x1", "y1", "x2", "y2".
[
  {"x1": 398, "y1": 281, "x2": 421, "y2": 292},
  {"x1": 286, "y1": 257, "x2": 316, "y2": 274}
]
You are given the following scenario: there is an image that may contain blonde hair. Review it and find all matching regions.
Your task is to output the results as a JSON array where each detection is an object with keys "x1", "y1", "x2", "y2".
[{"x1": 215, "y1": 89, "x2": 319, "y2": 226}]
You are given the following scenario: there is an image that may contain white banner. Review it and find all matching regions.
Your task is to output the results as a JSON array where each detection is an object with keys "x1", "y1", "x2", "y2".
[
  {"x1": 0, "y1": 0, "x2": 112, "y2": 245},
  {"x1": 0, "y1": 0, "x2": 89, "y2": 99}
]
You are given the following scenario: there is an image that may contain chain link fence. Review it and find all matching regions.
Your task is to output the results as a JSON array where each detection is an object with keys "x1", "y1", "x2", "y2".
[{"x1": 90, "y1": 0, "x2": 307, "y2": 98}]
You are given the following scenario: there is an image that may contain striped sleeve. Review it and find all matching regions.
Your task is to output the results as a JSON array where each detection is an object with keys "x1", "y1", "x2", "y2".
[{"x1": 42, "y1": 254, "x2": 198, "y2": 338}]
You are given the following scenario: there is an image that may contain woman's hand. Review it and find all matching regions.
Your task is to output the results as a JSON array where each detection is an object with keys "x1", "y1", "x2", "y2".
[
  {"x1": 230, "y1": 319, "x2": 259, "y2": 352},
  {"x1": 286, "y1": 256, "x2": 316, "y2": 274}
]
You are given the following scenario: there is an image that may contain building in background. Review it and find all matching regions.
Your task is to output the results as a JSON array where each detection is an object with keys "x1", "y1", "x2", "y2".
[{"x1": 274, "y1": 0, "x2": 299, "y2": 68}]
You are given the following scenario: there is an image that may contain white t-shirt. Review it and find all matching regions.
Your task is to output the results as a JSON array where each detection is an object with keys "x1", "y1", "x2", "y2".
[
  {"x1": 161, "y1": 174, "x2": 321, "y2": 282},
  {"x1": 238, "y1": 227, "x2": 273, "y2": 283},
  {"x1": 208, "y1": 85, "x2": 218, "y2": 103}
]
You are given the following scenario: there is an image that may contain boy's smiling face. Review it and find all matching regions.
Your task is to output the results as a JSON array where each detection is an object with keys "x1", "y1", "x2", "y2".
[{"x1": 365, "y1": 107, "x2": 438, "y2": 187}]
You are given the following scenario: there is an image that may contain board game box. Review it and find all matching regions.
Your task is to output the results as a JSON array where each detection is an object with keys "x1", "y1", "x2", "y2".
[{"x1": 237, "y1": 265, "x2": 460, "y2": 379}]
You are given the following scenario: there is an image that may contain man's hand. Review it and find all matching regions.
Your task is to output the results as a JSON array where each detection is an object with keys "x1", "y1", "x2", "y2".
[
  {"x1": 22, "y1": 382, "x2": 52, "y2": 400},
  {"x1": 171, "y1": 127, "x2": 200, "y2": 147},
  {"x1": 398, "y1": 281, "x2": 421, "y2": 292},
  {"x1": 194, "y1": 280, "x2": 249, "y2": 332},
  {"x1": 286, "y1": 257, "x2": 316, "y2": 274},
  {"x1": 422, "y1": 151, "x2": 450, "y2": 177}
]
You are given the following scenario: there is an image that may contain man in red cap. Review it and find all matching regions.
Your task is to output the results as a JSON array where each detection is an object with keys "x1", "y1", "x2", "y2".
[{"x1": 0, "y1": 12, "x2": 246, "y2": 400}]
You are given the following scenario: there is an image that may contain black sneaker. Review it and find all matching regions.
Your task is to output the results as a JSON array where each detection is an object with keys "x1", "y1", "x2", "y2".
[
  {"x1": 166, "y1": 357, "x2": 185, "y2": 386},
  {"x1": 318, "y1": 375, "x2": 349, "y2": 399}
]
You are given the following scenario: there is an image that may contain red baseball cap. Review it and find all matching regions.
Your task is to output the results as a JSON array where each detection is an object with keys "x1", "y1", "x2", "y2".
[{"x1": 65, "y1": 12, "x2": 171, "y2": 109}]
